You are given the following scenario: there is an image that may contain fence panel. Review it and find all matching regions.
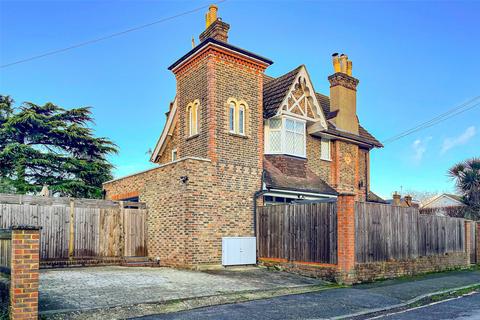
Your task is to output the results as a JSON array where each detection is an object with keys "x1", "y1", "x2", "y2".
[
  {"x1": 0, "y1": 194, "x2": 147, "y2": 261},
  {"x1": 258, "y1": 202, "x2": 337, "y2": 264},
  {"x1": 356, "y1": 202, "x2": 465, "y2": 263},
  {"x1": 0, "y1": 230, "x2": 11, "y2": 273}
]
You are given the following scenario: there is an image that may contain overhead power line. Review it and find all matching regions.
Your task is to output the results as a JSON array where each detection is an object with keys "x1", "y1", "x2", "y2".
[
  {"x1": 382, "y1": 96, "x2": 480, "y2": 145},
  {"x1": 0, "y1": 0, "x2": 227, "y2": 69}
]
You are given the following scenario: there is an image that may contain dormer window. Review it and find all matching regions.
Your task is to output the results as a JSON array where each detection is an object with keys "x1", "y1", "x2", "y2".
[{"x1": 265, "y1": 116, "x2": 306, "y2": 158}]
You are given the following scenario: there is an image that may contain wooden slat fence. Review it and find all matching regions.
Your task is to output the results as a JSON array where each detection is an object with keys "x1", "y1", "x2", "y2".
[
  {"x1": 258, "y1": 202, "x2": 337, "y2": 264},
  {"x1": 355, "y1": 202, "x2": 465, "y2": 263},
  {"x1": 0, "y1": 230, "x2": 11, "y2": 274},
  {"x1": 0, "y1": 194, "x2": 147, "y2": 261}
]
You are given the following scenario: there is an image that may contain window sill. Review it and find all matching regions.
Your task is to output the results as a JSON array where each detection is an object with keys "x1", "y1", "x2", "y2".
[
  {"x1": 228, "y1": 132, "x2": 248, "y2": 139},
  {"x1": 320, "y1": 157, "x2": 332, "y2": 162},
  {"x1": 186, "y1": 134, "x2": 199, "y2": 141}
]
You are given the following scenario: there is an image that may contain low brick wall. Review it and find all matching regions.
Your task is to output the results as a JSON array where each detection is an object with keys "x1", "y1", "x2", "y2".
[
  {"x1": 259, "y1": 258, "x2": 337, "y2": 282},
  {"x1": 355, "y1": 252, "x2": 469, "y2": 283}
]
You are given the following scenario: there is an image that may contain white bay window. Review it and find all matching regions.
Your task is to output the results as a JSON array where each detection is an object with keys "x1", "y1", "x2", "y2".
[{"x1": 265, "y1": 116, "x2": 306, "y2": 158}]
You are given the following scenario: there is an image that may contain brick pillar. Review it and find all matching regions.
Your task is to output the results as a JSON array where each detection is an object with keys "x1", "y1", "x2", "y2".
[
  {"x1": 336, "y1": 193, "x2": 356, "y2": 284},
  {"x1": 477, "y1": 223, "x2": 480, "y2": 265},
  {"x1": 465, "y1": 220, "x2": 472, "y2": 265},
  {"x1": 10, "y1": 227, "x2": 40, "y2": 320}
]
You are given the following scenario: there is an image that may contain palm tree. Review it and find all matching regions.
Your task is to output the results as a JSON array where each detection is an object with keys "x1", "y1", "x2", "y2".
[{"x1": 448, "y1": 157, "x2": 480, "y2": 219}]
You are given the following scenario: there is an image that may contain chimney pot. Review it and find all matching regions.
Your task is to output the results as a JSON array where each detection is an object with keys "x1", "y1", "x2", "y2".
[
  {"x1": 206, "y1": 4, "x2": 218, "y2": 29},
  {"x1": 332, "y1": 54, "x2": 341, "y2": 73}
]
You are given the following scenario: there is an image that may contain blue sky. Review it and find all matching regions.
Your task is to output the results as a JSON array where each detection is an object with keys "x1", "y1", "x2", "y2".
[{"x1": 1, "y1": 0, "x2": 479, "y2": 199}]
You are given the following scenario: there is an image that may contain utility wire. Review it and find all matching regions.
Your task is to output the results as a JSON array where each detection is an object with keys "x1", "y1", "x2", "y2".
[
  {"x1": 382, "y1": 96, "x2": 480, "y2": 145},
  {"x1": 0, "y1": 0, "x2": 227, "y2": 69}
]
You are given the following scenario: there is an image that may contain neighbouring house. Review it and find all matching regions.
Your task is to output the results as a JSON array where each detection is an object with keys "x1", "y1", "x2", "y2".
[
  {"x1": 420, "y1": 193, "x2": 467, "y2": 217},
  {"x1": 386, "y1": 192, "x2": 420, "y2": 208},
  {"x1": 103, "y1": 5, "x2": 383, "y2": 268},
  {"x1": 421, "y1": 193, "x2": 465, "y2": 209}
]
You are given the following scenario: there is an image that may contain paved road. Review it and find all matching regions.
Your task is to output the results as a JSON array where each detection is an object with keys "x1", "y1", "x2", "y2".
[
  {"x1": 135, "y1": 270, "x2": 480, "y2": 320},
  {"x1": 372, "y1": 292, "x2": 480, "y2": 320}
]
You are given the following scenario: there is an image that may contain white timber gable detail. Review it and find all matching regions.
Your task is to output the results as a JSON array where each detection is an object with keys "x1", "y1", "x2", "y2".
[{"x1": 275, "y1": 66, "x2": 327, "y2": 130}]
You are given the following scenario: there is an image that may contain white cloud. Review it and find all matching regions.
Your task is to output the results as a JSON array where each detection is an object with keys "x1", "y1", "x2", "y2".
[
  {"x1": 411, "y1": 137, "x2": 432, "y2": 164},
  {"x1": 441, "y1": 126, "x2": 476, "y2": 154}
]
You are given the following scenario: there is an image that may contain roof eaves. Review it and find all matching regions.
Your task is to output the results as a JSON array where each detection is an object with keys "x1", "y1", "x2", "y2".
[{"x1": 168, "y1": 38, "x2": 273, "y2": 71}]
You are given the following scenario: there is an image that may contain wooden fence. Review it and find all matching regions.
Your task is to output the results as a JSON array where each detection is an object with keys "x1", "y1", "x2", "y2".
[
  {"x1": 355, "y1": 202, "x2": 465, "y2": 263},
  {"x1": 258, "y1": 202, "x2": 337, "y2": 264},
  {"x1": 0, "y1": 194, "x2": 147, "y2": 261},
  {"x1": 0, "y1": 229, "x2": 11, "y2": 274}
]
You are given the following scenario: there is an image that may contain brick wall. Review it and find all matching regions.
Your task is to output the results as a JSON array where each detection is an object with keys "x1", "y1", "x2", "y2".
[
  {"x1": 355, "y1": 252, "x2": 469, "y2": 282},
  {"x1": 332, "y1": 141, "x2": 358, "y2": 195},
  {"x1": 306, "y1": 135, "x2": 331, "y2": 183},
  {"x1": 10, "y1": 227, "x2": 40, "y2": 320}
]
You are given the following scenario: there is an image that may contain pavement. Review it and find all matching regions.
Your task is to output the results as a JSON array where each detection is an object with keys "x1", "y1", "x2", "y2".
[
  {"x1": 134, "y1": 269, "x2": 480, "y2": 320},
  {"x1": 372, "y1": 292, "x2": 480, "y2": 319},
  {"x1": 39, "y1": 266, "x2": 327, "y2": 316}
]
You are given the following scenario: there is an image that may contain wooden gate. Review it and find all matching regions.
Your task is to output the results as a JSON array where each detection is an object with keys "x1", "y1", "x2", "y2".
[{"x1": 257, "y1": 202, "x2": 337, "y2": 264}]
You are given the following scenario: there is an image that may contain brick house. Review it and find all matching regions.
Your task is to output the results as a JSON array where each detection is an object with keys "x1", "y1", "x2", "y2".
[{"x1": 103, "y1": 5, "x2": 383, "y2": 268}]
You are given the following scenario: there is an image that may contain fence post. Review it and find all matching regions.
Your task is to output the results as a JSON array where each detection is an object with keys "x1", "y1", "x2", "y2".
[
  {"x1": 119, "y1": 201, "x2": 125, "y2": 258},
  {"x1": 10, "y1": 226, "x2": 40, "y2": 320},
  {"x1": 68, "y1": 199, "x2": 75, "y2": 259},
  {"x1": 336, "y1": 193, "x2": 357, "y2": 284}
]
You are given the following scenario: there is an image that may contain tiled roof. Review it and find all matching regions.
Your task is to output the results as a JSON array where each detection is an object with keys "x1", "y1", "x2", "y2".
[
  {"x1": 263, "y1": 66, "x2": 303, "y2": 118},
  {"x1": 263, "y1": 156, "x2": 338, "y2": 196},
  {"x1": 367, "y1": 191, "x2": 386, "y2": 203}
]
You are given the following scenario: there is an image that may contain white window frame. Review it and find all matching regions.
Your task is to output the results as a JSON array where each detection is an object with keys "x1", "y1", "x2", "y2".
[
  {"x1": 229, "y1": 102, "x2": 236, "y2": 133},
  {"x1": 238, "y1": 104, "x2": 245, "y2": 135},
  {"x1": 320, "y1": 138, "x2": 331, "y2": 161},
  {"x1": 171, "y1": 148, "x2": 178, "y2": 161},
  {"x1": 187, "y1": 100, "x2": 199, "y2": 137},
  {"x1": 265, "y1": 115, "x2": 306, "y2": 158}
]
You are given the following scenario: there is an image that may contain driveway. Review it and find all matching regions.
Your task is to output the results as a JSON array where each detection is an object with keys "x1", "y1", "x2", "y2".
[{"x1": 39, "y1": 266, "x2": 327, "y2": 315}]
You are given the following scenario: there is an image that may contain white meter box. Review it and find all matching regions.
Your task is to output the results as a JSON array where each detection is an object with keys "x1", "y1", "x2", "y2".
[{"x1": 222, "y1": 237, "x2": 256, "y2": 266}]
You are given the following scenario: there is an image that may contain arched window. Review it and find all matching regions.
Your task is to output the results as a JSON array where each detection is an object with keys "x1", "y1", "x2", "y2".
[
  {"x1": 238, "y1": 104, "x2": 245, "y2": 135},
  {"x1": 227, "y1": 98, "x2": 248, "y2": 135},
  {"x1": 229, "y1": 102, "x2": 236, "y2": 133},
  {"x1": 187, "y1": 100, "x2": 199, "y2": 137}
]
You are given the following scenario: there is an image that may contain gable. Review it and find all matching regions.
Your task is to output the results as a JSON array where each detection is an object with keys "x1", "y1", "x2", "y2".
[
  {"x1": 422, "y1": 194, "x2": 465, "y2": 208},
  {"x1": 150, "y1": 98, "x2": 178, "y2": 163},
  {"x1": 277, "y1": 67, "x2": 326, "y2": 128}
]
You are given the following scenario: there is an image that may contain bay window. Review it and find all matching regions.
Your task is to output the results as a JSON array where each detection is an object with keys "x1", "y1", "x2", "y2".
[{"x1": 265, "y1": 116, "x2": 306, "y2": 158}]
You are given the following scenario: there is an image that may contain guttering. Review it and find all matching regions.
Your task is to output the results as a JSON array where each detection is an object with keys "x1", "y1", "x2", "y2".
[
  {"x1": 168, "y1": 38, "x2": 273, "y2": 72},
  {"x1": 265, "y1": 188, "x2": 338, "y2": 199}
]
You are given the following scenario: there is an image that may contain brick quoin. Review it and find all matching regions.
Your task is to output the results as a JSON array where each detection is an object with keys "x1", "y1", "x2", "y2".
[
  {"x1": 10, "y1": 227, "x2": 40, "y2": 320},
  {"x1": 336, "y1": 194, "x2": 356, "y2": 284}
]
